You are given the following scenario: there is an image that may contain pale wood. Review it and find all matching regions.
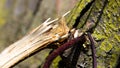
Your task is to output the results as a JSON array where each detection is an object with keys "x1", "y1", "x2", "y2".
[{"x1": 0, "y1": 16, "x2": 69, "y2": 68}]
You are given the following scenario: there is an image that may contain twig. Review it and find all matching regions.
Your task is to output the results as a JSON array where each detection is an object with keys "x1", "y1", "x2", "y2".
[
  {"x1": 87, "y1": 32, "x2": 97, "y2": 68},
  {"x1": 43, "y1": 34, "x2": 86, "y2": 68}
]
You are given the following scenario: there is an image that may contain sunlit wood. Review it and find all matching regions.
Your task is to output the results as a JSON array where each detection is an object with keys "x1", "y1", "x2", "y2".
[{"x1": 0, "y1": 14, "x2": 69, "y2": 68}]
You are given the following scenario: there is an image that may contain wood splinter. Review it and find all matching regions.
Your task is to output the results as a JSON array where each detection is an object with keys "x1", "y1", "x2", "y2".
[{"x1": 0, "y1": 11, "x2": 70, "y2": 68}]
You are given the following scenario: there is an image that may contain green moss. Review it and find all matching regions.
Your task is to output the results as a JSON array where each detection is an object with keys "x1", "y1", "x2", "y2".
[
  {"x1": 51, "y1": 56, "x2": 61, "y2": 68},
  {"x1": 65, "y1": 0, "x2": 120, "y2": 67},
  {"x1": 66, "y1": 0, "x2": 92, "y2": 29}
]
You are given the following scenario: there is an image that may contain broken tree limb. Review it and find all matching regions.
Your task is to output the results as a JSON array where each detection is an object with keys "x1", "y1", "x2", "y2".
[{"x1": 0, "y1": 15, "x2": 69, "y2": 68}]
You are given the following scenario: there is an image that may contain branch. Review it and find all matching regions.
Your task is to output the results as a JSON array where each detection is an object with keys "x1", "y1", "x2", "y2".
[
  {"x1": 0, "y1": 16, "x2": 69, "y2": 68},
  {"x1": 87, "y1": 32, "x2": 97, "y2": 68},
  {"x1": 43, "y1": 34, "x2": 86, "y2": 68}
]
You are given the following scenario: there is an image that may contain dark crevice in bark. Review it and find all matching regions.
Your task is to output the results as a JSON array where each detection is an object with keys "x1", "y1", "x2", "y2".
[
  {"x1": 89, "y1": 0, "x2": 108, "y2": 33},
  {"x1": 68, "y1": 42, "x2": 84, "y2": 68},
  {"x1": 72, "y1": 0, "x2": 95, "y2": 28},
  {"x1": 81, "y1": 2, "x2": 95, "y2": 28}
]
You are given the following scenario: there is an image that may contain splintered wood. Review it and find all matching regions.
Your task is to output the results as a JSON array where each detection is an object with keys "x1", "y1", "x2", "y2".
[{"x1": 0, "y1": 15, "x2": 69, "y2": 68}]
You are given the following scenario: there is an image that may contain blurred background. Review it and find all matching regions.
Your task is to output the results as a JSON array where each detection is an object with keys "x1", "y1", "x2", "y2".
[{"x1": 0, "y1": 0, "x2": 79, "y2": 68}]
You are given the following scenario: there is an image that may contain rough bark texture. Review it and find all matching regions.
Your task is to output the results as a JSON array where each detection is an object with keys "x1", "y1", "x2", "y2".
[{"x1": 66, "y1": 0, "x2": 120, "y2": 68}]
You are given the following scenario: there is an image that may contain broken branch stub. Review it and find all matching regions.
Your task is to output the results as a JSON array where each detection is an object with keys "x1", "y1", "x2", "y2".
[{"x1": 0, "y1": 16, "x2": 69, "y2": 68}]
